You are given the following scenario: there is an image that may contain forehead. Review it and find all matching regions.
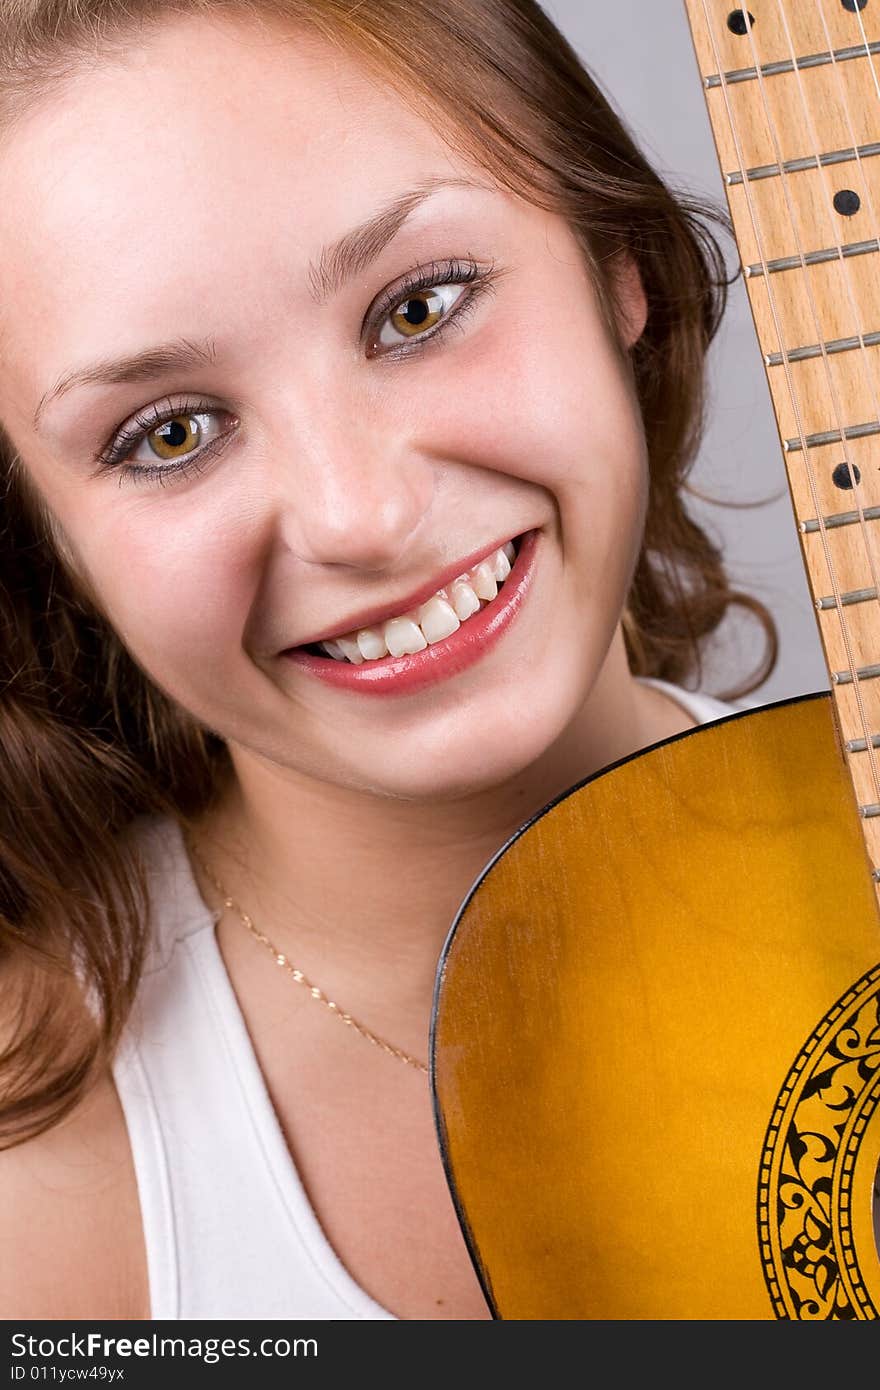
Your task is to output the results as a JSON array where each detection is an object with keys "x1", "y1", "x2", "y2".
[{"x1": 0, "y1": 11, "x2": 483, "y2": 438}]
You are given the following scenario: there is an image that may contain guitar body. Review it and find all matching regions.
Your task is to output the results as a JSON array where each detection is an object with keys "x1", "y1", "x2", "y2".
[{"x1": 431, "y1": 694, "x2": 880, "y2": 1318}]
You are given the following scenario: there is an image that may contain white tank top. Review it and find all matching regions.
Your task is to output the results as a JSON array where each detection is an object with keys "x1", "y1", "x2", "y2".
[{"x1": 110, "y1": 677, "x2": 748, "y2": 1319}]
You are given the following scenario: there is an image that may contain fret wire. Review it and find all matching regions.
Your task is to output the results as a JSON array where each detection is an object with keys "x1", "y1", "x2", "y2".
[
  {"x1": 784, "y1": 419, "x2": 880, "y2": 452},
  {"x1": 726, "y1": 141, "x2": 880, "y2": 185},
  {"x1": 816, "y1": 585, "x2": 877, "y2": 610},
  {"x1": 846, "y1": 734, "x2": 880, "y2": 753},
  {"x1": 799, "y1": 505, "x2": 880, "y2": 533},
  {"x1": 696, "y1": 0, "x2": 878, "y2": 803},
  {"x1": 745, "y1": 238, "x2": 879, "y2": 277},
  {"x1": 704, "y1": 38, "x2": 880, "y2": 88},
  {"x1": 754, "y1": 1, "x2": 878, "y2": 778},
  {"x1": 832, "y1": 663, "x2": 880, "y2": 686},
  {"x1": 765, "y1": 330, "x2": 880, "y2": 366}
]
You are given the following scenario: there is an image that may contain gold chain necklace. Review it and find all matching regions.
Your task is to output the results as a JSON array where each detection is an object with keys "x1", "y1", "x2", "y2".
[{"x1": 184, "y1": 834, "x2": 430, "y2": 1076}]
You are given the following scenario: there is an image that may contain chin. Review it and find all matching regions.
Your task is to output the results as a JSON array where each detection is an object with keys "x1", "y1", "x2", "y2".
[{"x1": 349, "y1": 696, "x2": 585, "y2": 804}]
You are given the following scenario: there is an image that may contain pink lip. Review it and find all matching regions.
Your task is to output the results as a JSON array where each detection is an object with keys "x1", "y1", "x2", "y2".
[
  {"x1": 288, "y1": 533, "x2": 525, "y2": 648},
  {"x1": 281, "y1": 528, "x2": 540, "y2": 696}
]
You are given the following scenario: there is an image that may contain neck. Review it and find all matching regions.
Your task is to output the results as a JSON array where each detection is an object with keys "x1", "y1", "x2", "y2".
[{"x1": 184, "y1": 632, "x2": 692, "y2": 1036}]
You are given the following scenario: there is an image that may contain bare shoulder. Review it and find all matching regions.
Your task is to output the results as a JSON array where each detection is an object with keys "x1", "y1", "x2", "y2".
[{"x1": 0, "y1": 1067, "x2": 150, "y2": 1319}]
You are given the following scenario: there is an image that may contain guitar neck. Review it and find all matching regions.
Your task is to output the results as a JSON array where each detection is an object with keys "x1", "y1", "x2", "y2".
[{"x1": 683, "y1": 0, "x2": 880, "y2": 890}]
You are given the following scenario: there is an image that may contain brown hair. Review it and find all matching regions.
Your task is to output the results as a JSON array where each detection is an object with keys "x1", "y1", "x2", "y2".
[{"x1": 0, "y1": 0, "x2": 777, "y2": 1147}]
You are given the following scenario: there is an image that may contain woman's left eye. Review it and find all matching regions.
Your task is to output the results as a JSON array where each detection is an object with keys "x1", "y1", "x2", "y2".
[
  {"x1": 374, "y1": 282, "x2": 470, "y2": 349},
  {"x1": 367, "y1": 257, "x2": 499, "y2": 354}
]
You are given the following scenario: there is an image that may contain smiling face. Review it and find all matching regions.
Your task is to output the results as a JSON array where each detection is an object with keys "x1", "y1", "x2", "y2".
[{"x1": 0, "y1": 10, "x2": 650, "y2": 804}]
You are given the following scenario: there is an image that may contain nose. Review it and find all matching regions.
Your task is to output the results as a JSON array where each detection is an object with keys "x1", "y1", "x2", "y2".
[{"x1": 268, "y1": 406, "x2": 435, "y2": 572}]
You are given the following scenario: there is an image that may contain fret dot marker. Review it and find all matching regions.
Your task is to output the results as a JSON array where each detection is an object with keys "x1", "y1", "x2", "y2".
[
  {"x1": 841, "y1": 0, "x2": 868, "y2": 12},
  {"x1": 832, "y1": 461, "x2": 861, "y2": 489},
  {"x1": 727, "y1": 9, "x2": 755, "y2": 34},
  {"x1": 833, "y1": 189, "x2": 861, "y2": 216}
]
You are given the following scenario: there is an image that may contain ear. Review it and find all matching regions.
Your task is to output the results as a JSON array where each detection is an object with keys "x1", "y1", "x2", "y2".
[{"x1": 609, "y1": 250, "x2": 648, "y2": 351}]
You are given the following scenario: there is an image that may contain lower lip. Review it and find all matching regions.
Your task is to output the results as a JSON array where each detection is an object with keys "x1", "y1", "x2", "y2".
[{"x1": 281, "y1": 529, "x2": 540, "y2": 697}]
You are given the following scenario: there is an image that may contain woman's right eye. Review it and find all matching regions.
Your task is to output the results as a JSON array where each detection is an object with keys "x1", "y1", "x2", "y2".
[
  {"x1": 96, "y1": 398, "x2": 239, "y2": 485},
  {"x1": 124, "y1": 408, "x2": 231, "y2": 467}
]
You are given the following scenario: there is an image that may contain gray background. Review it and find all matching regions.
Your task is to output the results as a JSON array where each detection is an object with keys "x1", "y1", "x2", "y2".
[{"x1": 544, "y1": 0, "x2": 829, "y2": 705}]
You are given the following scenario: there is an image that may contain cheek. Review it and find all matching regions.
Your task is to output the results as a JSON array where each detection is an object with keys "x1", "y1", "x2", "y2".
[
  {"x1": 64, "y1": 500, "x2": 249, "y2": 676},
  {"x1": 418, "y1": 288, "x2": 649, "y2": 526}
]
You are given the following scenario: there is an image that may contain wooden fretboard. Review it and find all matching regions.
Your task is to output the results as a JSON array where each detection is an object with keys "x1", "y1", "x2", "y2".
[{"x1": 684, "y1": 0, "x2": 880, "y2": 893}]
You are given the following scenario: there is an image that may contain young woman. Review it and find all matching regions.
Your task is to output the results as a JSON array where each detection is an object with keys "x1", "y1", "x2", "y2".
[{"x1": 0, "y1": 0, "x2": 775, "y2": 1320}]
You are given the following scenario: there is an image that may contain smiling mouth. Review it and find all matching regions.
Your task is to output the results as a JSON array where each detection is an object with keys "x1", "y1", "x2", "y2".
[{"x1": 298, "y1": 534, "x2": 524, "y2": 665}]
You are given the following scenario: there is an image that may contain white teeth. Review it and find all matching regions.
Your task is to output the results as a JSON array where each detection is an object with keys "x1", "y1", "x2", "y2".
[
  {"x1": 383, "y1": 616, "x2": 428, "y2": 657},
  {"x1": 335, "y1": 635, "x2": 364, "y2": 664},
  {"x1": 493, "y1": 549, "x2": 512, "y2": 582},
  {"x1": 313, "y1": 538, "x2": 521, "y2": 663},
  {"x1": 417, "y1": 594, "x2": 461, "y2": 644},
  {"x1": 356, "y1": 626, "x2": 387, "y2": 660},
  {"x1": 470, "y1": 561, "x2": 498, "y2": 601},
  {"x1": 448, "y1": 578, "x2": 482, "y2": 621}
]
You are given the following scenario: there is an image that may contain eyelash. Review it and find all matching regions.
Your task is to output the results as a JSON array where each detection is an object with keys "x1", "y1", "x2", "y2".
[{"x1": 96, "y1": 255, "x2": 499, "y2": 487}]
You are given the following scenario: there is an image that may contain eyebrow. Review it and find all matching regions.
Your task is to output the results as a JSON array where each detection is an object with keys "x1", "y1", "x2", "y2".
[{"x1": 32, "y1": 175, "x2": 486, "y2": 433}]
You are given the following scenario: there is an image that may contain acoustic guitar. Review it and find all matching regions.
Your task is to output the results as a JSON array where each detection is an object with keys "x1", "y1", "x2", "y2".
[{"x1": 430, "y1": 0, "x2": 880, "y2": 1319}]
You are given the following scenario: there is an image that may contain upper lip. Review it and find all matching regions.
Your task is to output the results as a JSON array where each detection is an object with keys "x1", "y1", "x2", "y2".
[{"x1": 286, "y1": 531, "x2": 525, "y2": 649}]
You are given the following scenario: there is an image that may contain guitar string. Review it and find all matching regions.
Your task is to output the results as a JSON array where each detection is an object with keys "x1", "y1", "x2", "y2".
[
  {"x1": 696, "y1": 0, "x2": 879, "y2": 815},
  {"x1": 837, "y1": 0, "x2": 880, "y2": 671},
  {"x1": 699, "y1": 2, "x2": 872, "y2": 743},
  {"x1": 693, "y1": 3, "x2": 851, "y2": 650},
  {"x1": 850, "y1": 0, "x2": 880, "y2": 135},
  {"x1": 786, "y1": 0, "x2": 880, "y2": 614},
  {"x1": 738, "y1": 0, "x2": 879, "y2": 795},
  {"x1": 771, "y1": 0, "x2": 880, "y2": 793},
  {"x1": 762, "y1": 0, "x2": 880, "y2": 1241}
]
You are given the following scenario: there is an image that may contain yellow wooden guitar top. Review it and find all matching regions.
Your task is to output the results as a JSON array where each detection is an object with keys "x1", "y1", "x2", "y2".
[{"x1": 432, "y1": 693, "x2": 880, "y2": 1318}]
